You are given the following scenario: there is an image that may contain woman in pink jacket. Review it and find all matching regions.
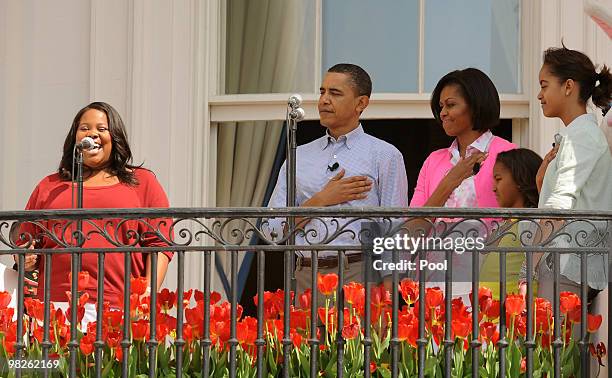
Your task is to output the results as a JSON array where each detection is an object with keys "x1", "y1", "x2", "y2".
[{"x1": 410, "y1": 68, "x2": 516, "y2": 298}]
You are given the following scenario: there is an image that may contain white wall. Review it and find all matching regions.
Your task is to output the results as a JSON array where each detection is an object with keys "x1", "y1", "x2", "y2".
[
  {"x1": 0, "y1": 0, "x2": 91, "y2": 211},
  {"x1": 0, "y1": 0, "x2": 215, "y2": 293}
]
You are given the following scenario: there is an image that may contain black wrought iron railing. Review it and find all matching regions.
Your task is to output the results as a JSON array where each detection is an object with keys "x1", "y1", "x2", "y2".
[{"x1": 0, "y1": 207, "x2": 610, "y2": 377}]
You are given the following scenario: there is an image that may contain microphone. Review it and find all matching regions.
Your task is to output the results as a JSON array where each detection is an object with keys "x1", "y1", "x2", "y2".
[
  {"x1": 472, "y1": 162, "x2": 481, "y2": 175},
  {"x1": 328, "y1": 162, "x2": 339, "y2": 172},
  {"x1": 289, "y1": 108, "x2": 305, "y2": 121},
  {"x1": 288, "y1": 94, "x2": 302, "y2": 109},
  {"x1": 552, "y1": 133, "x2": 562, "y2": 147},
  {"x1": 76, "y1": 137, "x2": 96, "y2": 151}
]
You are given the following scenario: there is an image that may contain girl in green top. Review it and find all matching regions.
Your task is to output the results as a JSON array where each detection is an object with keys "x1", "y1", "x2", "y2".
[{"x1": 480, "y1": 148, "x2": 542, "y2": 299}]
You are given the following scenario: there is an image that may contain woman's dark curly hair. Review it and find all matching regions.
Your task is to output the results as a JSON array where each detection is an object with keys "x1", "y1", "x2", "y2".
[
  {"x1": 58, "y1": 102, "x2": 141, "y2": 185},
  {"x1": 495, "y1": 148, "x2": 543, "y2": 208}
]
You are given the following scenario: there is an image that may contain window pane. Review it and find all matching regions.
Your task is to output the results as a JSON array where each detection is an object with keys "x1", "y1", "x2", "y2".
[
  {"x1": 322, "y1": 0, "x2": 419, "y2": 93},
  {"x1": 225, "y1": 1, "x2": 315, "y2": 94},
  {"x1": 424, "y1": 0, "x2": 520, "y2": 93}
]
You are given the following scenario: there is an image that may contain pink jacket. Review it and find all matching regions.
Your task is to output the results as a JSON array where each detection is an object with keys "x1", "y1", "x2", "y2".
[{"x1": 410, "y1": 136, "x2": 516, "y2": 208}]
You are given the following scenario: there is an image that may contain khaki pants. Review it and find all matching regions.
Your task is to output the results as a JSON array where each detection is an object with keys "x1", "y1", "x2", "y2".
[{"x1": 295, "y1": 256, "x2": 364, "y2": 310}]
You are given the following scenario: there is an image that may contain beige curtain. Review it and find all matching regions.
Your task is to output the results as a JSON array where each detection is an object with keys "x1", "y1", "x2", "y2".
[
  {"x1": 217, "y1": 0, "x2": 309, "y2": 209},
  {"x1": 215, "y1": 1, "x2": 310, "y2": 288}
]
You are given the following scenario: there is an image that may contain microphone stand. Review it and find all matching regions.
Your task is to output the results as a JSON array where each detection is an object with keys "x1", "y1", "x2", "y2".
[
  {"x1": 281, "y1": 97, "x2": 304, "y2": 377},
  {"x1": 75, "y1": 150, "x2": 85, "y2": 271},
  {"x1": 287, "y1": 113, "x2": 297, "y2": 300},
  {"x1": 67, "y1": 147, "x2": 85, "y2": 377},
  {"x1": 285, "y1": 98, "x2": 304, "y2": 305}
]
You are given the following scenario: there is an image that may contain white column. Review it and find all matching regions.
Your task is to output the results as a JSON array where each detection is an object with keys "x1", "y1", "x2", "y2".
[
  {"x1": 126, "y1": 0, "x2": 216, "y2": 293},
  {"x1": 526, "y1": 0, "x2": 612, "y2": 156},
  {"x1": 89, "y1": 0, "x2": 130, "y2": 114}
]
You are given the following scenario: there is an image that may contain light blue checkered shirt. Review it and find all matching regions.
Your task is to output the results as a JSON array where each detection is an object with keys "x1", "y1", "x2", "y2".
[{"x1": 266, "y1": 124, "x2": 408, "y2": 257}]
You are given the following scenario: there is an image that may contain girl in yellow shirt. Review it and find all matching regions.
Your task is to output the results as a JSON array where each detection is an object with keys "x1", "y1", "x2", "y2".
[{"x1": 480, "y1": 148, "x2": 542, "y2": 299}]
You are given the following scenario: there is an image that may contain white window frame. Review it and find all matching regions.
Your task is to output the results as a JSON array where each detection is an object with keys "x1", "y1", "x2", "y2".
[{"x1": 208, "y1": 0, "x2": 531, "y2": 138}]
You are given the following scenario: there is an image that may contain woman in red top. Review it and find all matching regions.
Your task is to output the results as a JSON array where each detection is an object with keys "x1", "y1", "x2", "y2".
[{"x1": 17, "y1": 102, "x2": 172, "y2": 307}]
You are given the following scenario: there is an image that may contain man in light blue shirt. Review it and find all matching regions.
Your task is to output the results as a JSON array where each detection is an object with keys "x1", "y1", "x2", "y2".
[{"x1": 267, "y1": 63, "x2": 408, "y2": 296}]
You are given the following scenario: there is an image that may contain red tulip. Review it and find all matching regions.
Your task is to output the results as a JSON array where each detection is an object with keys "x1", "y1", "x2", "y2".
[
  {"x1": 211, "y1": 319, "x2": 231, "y2": 347},
  {"x1": 117, "y1": 292, "x2": 141, "y2": 318},
  {"x1": 452, "y1": 319, "x2": 471, "y2": 339},
  {"x1": 195, "y1": 289, "x2": 221, "y2": 304},
  {"x1": 185, "y1": 307, "x2": 204, "y2": 328},
  {"x1": 371, "y1": 284, "x2": 392, "y2": 309},
  {"x1": 291, "y1": 330, "x2": 303, "y2": 348},
  {"x1": 470, "y1": 286, "x2": 492, "y2": 313},
  {"x1": 80, "y1": 334, "x2": 95, "y2": 356},
  {"x1": 514, "y1": 313, "x2": 527, "y2": 338},
  {"x1": 158, "y1": 288, "x2": 177, "y2": 311},
  {"x1": 183, "y1": 323, "x2": 193, "y2": 344},
  {"x1": 56, "y1": 324, "x2": 70, "y2": 348},
  {"x1": 106, "y1": 330, "x2": 121, "y2": 348},
  {"x1": 24, "y1": 297, "x2": 46, "y2": 322},
  {"x1": 371, "y1": 285, "x2": 392, "y2": 322},
  {"x1": 2, "y1": 328, "x2": 16, "y2": 356},
  {"x1": 236, "y1": 317, "x2": 257, "y2": 346},
  {"x1": 211, "y1": 301, "x2": 243, "y2": 323},
  {"x1": 485, "y1": 299, "x2": 500, "y2": 320},
  {"x1": 53, "y1": 308, "x2": 66, "y2": 325},
  {"x1": 114, "y1": 346, "x2": 123, "y2": 362},
  {"x1": 370, "y1": 361, "x2": 377, "y2": 373},
  {"x1": 587, "y1": 314, "x2": 603, "y2": 333},
  {"x1": 398, "y1": 322, "x2": 418, "y2": 347},
  {"x1": 66, "y1": 305, "x2": 85, "y2": 326},
  {"x1": 430, "y1": 324, "x2": 444, "y2": 345},
  {"x1": 157, "y1": 322, "x2": 170, "y2": 343},
  {"x1": 480, "y1": 321, "x2": 497, "y2": 343},
  {"x1": 451, "y1": 297, "x2": 470, "y2": 322},
  {"x1": 0, "y1": 291, "x2": 11, "y2": 309},
  {"x1": 535, "y1": 297, "x2": 552, "y2": 333},
  {"x1": 132, "y1": 319, "x2": 149, "y2": 341},
  {"x1": 317, "y1": 273, "x2": 338, "y2": 296},
  {"x1": 568, "y1": 305, "x2": 582, "y2": 324},
  {"x1": 210, "y1": 291, "x2": 222, "y2": 304},
  {"x1": 425, "y1": 287, "x2": 444, "y2": 309},
  {"x1": 254, "y1": 289, "x2": 285, "y2": 320},
  {"x1": 505, "y1": 294, "x2": 525, "y2": 317},
  {"x1": 299, "y1": 289, "x2": 312, "y2": 309},
  {"x1": 290, "y1": 308, "x2": 309, "y2": 330},
  {"x1": 104, "y1": 310, "x2": 123, "y2": 331},
  {"x1": 344, "y1": 282, "x2": 365, "y2": 311},
  {"x1": 130, "y1": 277, "x2": 148, "y2": 296},
  {"x1": 183, "y1": 289, "x2": 193, "y2": 306},
  {"x1": 341, "y1": 321, "x2": 361, "y2": 340},
  {"x1": 0, "y1": 308, "x2": 14, "y2": 333},
  {"x1": 32, "y1": 322, "x2": 55, "y2": 345},
  {"x1": 559, "y1": 291, "x2": 581, "y2": 315},
  {"x1": 158, "y1": 313, "x2": 177, "y2": 330},
  {"x1": 318, "y1": 307, "x2": 338, "y2": 332},
  {"x1": 399, "y1": 278, "x2": 419, "y2": 305}
]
